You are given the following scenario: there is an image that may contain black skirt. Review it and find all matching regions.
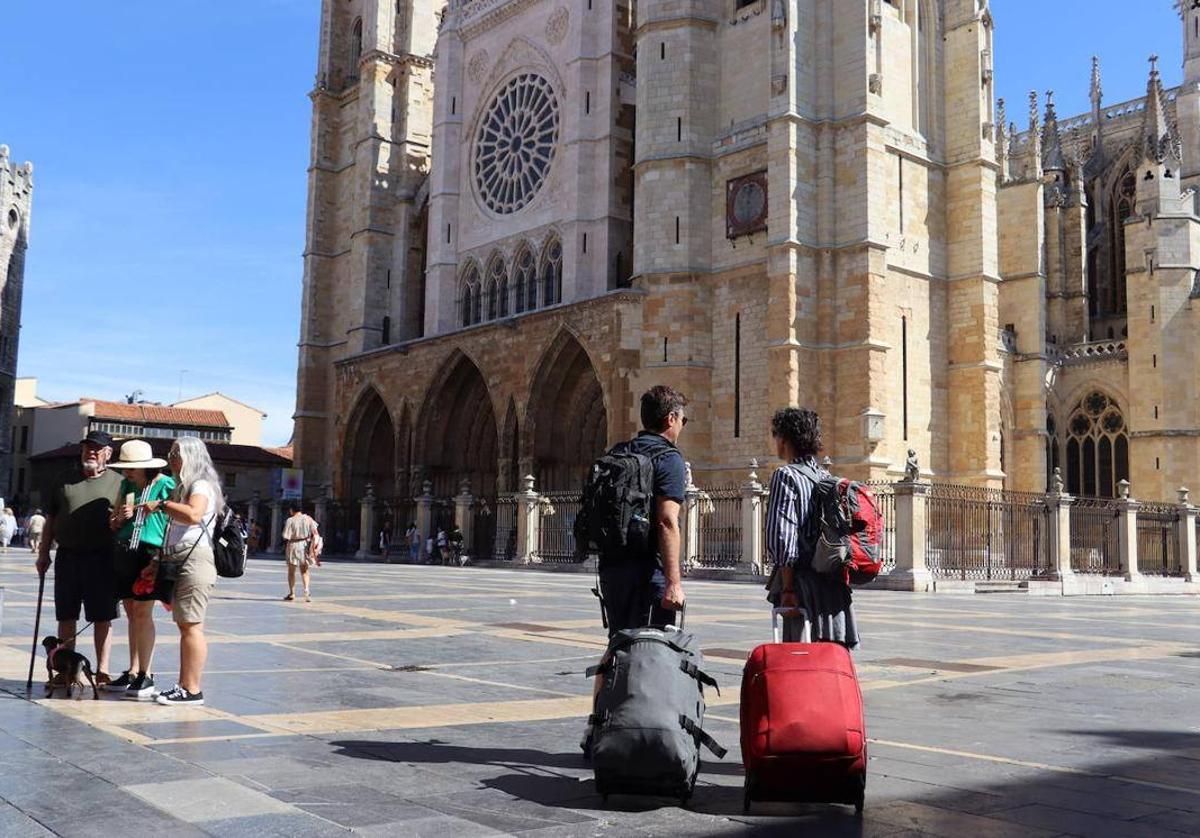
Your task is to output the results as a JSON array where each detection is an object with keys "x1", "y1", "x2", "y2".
[{"x1": 114, "y1": 543, "x2": 174, "y2": 603}]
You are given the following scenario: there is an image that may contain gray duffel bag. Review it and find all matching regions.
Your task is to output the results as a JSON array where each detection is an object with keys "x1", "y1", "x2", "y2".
[{"x1": 587, "y1": 615, "x2": 727, "y2": 803}]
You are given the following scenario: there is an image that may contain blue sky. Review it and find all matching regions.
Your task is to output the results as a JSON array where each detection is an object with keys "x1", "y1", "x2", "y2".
[{"x1": 0, "y1": 1, "x2": 1187, "y2": 447}]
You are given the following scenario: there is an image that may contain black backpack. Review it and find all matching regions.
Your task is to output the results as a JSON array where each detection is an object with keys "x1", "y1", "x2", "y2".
[
  {"x1": 574, "y1": 441, "x2": 667, "y2": 565},
  {"x1": 211, "y1": 507, "x2": 248, "y2": 579}
]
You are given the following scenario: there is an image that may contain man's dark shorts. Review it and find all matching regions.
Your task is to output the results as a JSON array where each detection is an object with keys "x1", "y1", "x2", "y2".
[
  {"x1": 54, "y1": 548, "x2": 118, "y2": 623},
  {"x1": 599, "y1": 561, "x2": 677, "y2": 637}
]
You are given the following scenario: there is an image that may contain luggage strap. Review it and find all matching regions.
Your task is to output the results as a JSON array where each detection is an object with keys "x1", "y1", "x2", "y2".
[
  {"x1": 679, "y1": 660, "x2": 720, "y2": 696},
  {"x1": 585, "y1": 662, "x2": 612, "y2": 679},
  {"x1": 679, "y1": 715, "x2": 727, "y2": 759}
]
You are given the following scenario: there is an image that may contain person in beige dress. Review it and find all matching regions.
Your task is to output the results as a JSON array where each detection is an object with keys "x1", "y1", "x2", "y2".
[{"x1": 281, "y1": 503, "x2": 321, "y2": 601}]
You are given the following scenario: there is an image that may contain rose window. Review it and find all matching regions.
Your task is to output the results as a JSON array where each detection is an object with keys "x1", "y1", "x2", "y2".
[{"x1": 473, "y1": 74, "x2": 560, "y2": 215}]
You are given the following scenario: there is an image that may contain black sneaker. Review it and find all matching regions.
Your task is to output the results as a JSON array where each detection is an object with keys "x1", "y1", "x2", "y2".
[
  {"x1": 125, "y1": 673, "x2": 157, "y2": 701},
  {"x1": 104, "y1": 671, "x2": 133, "y2": 693},
  {"x1": 155, "y1": 684, "x2": 204, "y2": 706}
]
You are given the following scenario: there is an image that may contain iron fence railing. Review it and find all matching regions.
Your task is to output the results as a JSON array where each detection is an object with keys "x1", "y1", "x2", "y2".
[
  {"x1": 1136, "y1": 503, "x2": 1181, "y2": 576},
  {"x1": 492, "y1": 496, "x2": 519, "y2": 561},
  {"x1": 534, "y1": 492, "x2": 584, "y2": 564},
  {"x1": 867, "y1": 482, "x2": 896, "y2": 574},
  {"x1": 925, "y1": 484, "x2": 1051, "y2": 580},
  {"x1": 323, "y1": 501, "x2": 359, "y2": 555},
  {"x1": 471, "y1": 498, "x2": 497, "y2": 560},
  {"x1": 687, "y1": 486, "x2": 743, "y2": 571},
  {"x1": 1069, "y1": 497, "x2": 1121, "y2": 574}
]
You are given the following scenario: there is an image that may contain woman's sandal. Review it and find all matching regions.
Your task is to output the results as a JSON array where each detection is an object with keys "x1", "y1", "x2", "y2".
[{"x1": 283, "y1": 594, "x2": 295, "y2": 601}]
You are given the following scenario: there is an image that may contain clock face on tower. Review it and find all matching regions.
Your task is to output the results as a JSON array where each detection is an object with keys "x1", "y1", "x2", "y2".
[{"x1": 726, "y1": 172, "x2": 768, "y2": 238}]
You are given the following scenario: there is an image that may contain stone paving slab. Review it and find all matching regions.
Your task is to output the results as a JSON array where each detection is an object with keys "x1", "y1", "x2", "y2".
[{"x1": 1, "y1": 555, "x2": 1199, "y2": 835}]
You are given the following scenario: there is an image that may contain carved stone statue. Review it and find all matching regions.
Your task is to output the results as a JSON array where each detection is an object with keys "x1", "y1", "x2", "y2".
[{"x1": 904, "y1": 449, "x2": 920, "y2": 482}]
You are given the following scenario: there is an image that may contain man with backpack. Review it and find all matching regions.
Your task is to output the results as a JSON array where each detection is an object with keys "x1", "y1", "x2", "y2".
[{"x1": 576, "y1": 385, "x2": 690, "y2": 754}]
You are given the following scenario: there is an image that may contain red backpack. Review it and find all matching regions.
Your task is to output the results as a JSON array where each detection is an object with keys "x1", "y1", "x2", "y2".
[{"x1": 799, "y1": 465, "x2": 884, "y2": 586}]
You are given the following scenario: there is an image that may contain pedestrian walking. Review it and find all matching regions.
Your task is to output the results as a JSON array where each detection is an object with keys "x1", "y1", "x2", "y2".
[
  {"x1": 281, "y1": 503, "x2": 321, "y2": 601},
  {"x1": 34, "y1": 430, "x2": 123, "y2": 690},
  {"x1": 448, "y1": 524, "x2": 464, "y2": 566},
  {"x1": 763, "y1": 407, "x2": 859, "y2": 648},
  {"x1": 578, "y1": 385, "x2": 689, "y2": 754},
  {"x1": 405, "y1": 522, "x2": 419, "y2": 563},
  {"x1": 107, "y1": 440, "x2": 176, "y2": 699},
  {"x1": 0, "y1": 507, "x2": 16, "y2": 553},
  {"x1": 379, "y1": 520, "x2": 392, "y2": 562},
  {"x1": 152, "y1": 437, "x2": 222, "y2": 706},
  {"x1": 436, "y1": 526, "x2": 449, "y2": 566},
  {"x1": 27, "y1": 509, "x2": 45, "y2": 554}
]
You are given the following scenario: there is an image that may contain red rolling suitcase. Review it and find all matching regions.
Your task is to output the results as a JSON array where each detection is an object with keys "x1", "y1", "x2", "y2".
[{"x1": 740, "y1": 609, "x2": 867, "y2": 814}]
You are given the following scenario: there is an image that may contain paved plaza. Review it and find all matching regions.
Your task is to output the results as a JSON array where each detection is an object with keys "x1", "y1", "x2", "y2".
[{"x1": 0, "y1": 554, "x2": 1197, "y2": 836}]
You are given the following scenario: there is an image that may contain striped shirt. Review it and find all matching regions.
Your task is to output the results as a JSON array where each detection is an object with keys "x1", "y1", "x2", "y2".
[{"x1": 764, "y1": 458, "x2": 824, "y2": 569}]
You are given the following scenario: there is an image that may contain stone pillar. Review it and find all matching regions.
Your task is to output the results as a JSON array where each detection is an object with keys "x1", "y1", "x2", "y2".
[
  {"x1": 682, "y1": 463, "x2": 699, "y2": 572},
  {"x1": 415, "y1": 481, "x2": 434, "y2": 561},
  {"x1": 454, "y1": 480, "x2": 474, "y2": 559},
  {"x1": 1046, "y1": 470, "x2": 1074, "y2": 582},
  {"x1": 314, "y1": 484, "x2": 330, "y2": 534},
  {"x1": 1116, "y1": 480, "x2": 1141, "y2": 581},
  {"x1": 741, "y1": 460, "x2": 766, "y2": 575},
  {"x1": 356, "y1": 483, "x2": 377, "y2": 561},
  {"x1": 268, "y1": 499, "x2": 283, "y2": 554},
  {"x1": 247, "y1": 490, "x2": 260, "y2": 545},
  {"x1": 891, "y1": 481, "x2": 932, "y2": 592},
  {"x1": 514, "y1": 475, "x2": 541, "y2": 565},
  {"x1": 1177, "y1": 487, "x2": 1198, "y2": 582}
]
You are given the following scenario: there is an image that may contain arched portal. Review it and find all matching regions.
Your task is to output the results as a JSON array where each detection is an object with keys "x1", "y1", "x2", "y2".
[
  {"x1": 344, "y1": 388, "x2": 396, "y2": 499},
  {"x1": 526, "y1": 332, "x2": 608, "y2": 491},
  {"x1": 416, "y1": 353, "x2": 499, "y2": 499}
]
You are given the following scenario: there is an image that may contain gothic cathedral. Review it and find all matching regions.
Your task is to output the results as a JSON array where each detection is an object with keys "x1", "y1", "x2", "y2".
[{"x1": 293, "y1": 0, "x2": 1200, "y2": 524}]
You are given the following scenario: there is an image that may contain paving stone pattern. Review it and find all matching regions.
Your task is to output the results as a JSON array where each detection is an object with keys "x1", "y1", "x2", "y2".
[{"x1": 0, "y1": 554, "x2": 1198, "y2": 836}]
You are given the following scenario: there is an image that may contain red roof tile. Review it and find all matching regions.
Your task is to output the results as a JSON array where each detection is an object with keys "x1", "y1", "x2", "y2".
[{"x1": 84, "y1": 399, "x2": 231, "y2": 429}]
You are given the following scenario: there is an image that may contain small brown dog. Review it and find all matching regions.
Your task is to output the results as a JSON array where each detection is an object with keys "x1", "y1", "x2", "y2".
[{"x1": 42, "y1": 636, "x2": 99, "y2": 700}]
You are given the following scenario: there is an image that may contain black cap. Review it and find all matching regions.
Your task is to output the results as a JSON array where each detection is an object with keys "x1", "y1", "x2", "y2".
[{"x1": 80, "y1": 430, "x2": 114, "y2": 449}]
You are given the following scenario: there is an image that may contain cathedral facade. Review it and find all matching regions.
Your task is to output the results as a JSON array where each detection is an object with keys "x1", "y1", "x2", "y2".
[{"x1": 293, "y1": 0, "x2": 1200, "y2": 519}]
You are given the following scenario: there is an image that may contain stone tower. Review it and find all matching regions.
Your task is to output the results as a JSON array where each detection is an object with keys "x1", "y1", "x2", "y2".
[
  {"x1": 0, "y1": 145, "x2": 33, "y2": 499},
  {"x1": 1177, "y1": 0, "x2": 1200, "y2": 187},
  {"x1": 294, "y1": 0, "x2": 439, "y2": 486}
]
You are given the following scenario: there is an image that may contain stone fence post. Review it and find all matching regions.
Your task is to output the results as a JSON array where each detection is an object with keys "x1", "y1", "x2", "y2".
[
  {"x1": 356, "y1": 483, "x2": 377, "y2": 560},
  {"x1": 268, "y1": 499, "x2": 283, "y2": 554},
  {"x1": 515, "y1": 475, "x2": 541, "y2": 565},
  {"x1": 682, "y1": 464, "x2": 699, "y2": 571},
  {"x1": 1046, "y1": 469, "x2": 1074, "y2": 581},
  {"x1": 1116, "y1": 480, "x2": 1141, "y2": 581},
  {"x1": 741, "y1": 460, "x2": 767, "y2": 575},
  {"x1": 891, "y1": 480, "x2": 932, "y2": 592},
  {"x1": 454, "y1": 480, "x2": 474, "y2": 558},
  {"x1": 1177, "y1": 487, "x2": 1198, "y2": 582},
  {"x1": 415, "y1": 482, "x2": 434, "y2": 561}
]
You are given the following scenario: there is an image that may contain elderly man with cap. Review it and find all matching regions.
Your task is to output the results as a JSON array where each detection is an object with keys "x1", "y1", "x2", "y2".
[{"x1": 35, "y1": 430, "x2": 124, "y2": 689}]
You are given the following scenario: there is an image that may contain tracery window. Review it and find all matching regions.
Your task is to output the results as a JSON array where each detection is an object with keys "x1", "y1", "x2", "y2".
[
  {"x1": 541, "y1": 239, "x2": 563, "y2": 306},
  {"x1": 513, "y1": 247, "x2": 535, "y2": 314},
  {"x1": 460, "y1": 265, "x2": 481, "y2": 327},
  {"x1": 1096, "y1": 169, "x2": 1135, "y2": 318},
  {"x1": 473, "y1": 74, "x2": 560, "y2": 215},
  {"x1": 1063, "y1": 392, "x2": 1129, "y2": 498},
  {"x1": 486, "y1": 256, "x2": 506, "y2": 321}
]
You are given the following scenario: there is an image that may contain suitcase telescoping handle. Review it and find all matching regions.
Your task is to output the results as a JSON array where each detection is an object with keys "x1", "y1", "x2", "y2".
[
  {"x1": 648, "y1": 601, "x2": 686, "y2": 630},
  {"x1": 772, "y1": 607, "x2": 810, "y2": 643}
]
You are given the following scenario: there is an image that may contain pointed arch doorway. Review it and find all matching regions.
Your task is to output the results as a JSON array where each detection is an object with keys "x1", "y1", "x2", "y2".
[
  {"x1": 526, "y1": 332, "x2": 609, "y2": 491},
  {"x1": 344, "y1": 388, "x2": 396, "y2": 500}
]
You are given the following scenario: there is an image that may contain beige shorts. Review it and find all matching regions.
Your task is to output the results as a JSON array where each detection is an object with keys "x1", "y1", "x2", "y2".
[{"x1": 172, "y1": 544, "x2": 217, "y2": 625}]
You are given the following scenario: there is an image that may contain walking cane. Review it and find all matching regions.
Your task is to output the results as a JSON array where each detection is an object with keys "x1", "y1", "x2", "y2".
[{"x1": 26, "y1": 570, "x2": 46, "y2": 694}]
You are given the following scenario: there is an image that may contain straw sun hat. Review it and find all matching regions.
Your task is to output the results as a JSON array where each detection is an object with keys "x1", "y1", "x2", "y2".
[{"x1": 108, "y1": 439, "x2": 168, "y2": 470}]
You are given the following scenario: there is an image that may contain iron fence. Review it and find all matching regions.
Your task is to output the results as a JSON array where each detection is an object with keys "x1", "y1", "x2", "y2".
[
  {"x1": 1136, "y1": 503, "x2": 1181, "y2": 576},
  {"x1": 534, "y1": 491, "x2": 584, "y2": 564},
  {"x1": 687, "y1": 486, "x2": 743, "y2": 571},
  {"x1": 323, "y1": 501, "x2": 359, "y2": 555},
  {"x1": 492, "y1": 496, "x2": 519, "y2": 561},
  {"x1": 1069, "y1": 497, "x2": 1121, "y2": 574},
  {"x1": 925, "y1": 484, "x2": 1051, "y2": 580},
  {"x1": 471, "y1": 498, "x2": 497, "y2": 560},
  {"x1": 867, "y1": 482, "x2": 896, "y2": 574}
]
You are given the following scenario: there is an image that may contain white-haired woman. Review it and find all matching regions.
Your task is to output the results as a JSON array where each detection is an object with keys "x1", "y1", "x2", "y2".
[{"x1": 143, "y1": 436, "x2": 222, "y2": 706}]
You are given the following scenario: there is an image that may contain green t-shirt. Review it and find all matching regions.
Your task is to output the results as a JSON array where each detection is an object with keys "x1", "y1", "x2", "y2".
[
  {"x1": 116, "y1": 474, "x2": 177, "y2": 547},
  {"x1": 48, "y1": 467, "x2": 123, "y2": 552}
]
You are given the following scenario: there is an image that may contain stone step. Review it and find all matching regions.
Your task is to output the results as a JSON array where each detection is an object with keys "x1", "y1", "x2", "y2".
[{"x1": 975, "y1": 580, "x2": 1029, "y2": 594}]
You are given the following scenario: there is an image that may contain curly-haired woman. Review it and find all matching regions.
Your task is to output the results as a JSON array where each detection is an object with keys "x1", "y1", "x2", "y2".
[{"x1": 763, "y1": 407, "x2": 859, "y2": 647}]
